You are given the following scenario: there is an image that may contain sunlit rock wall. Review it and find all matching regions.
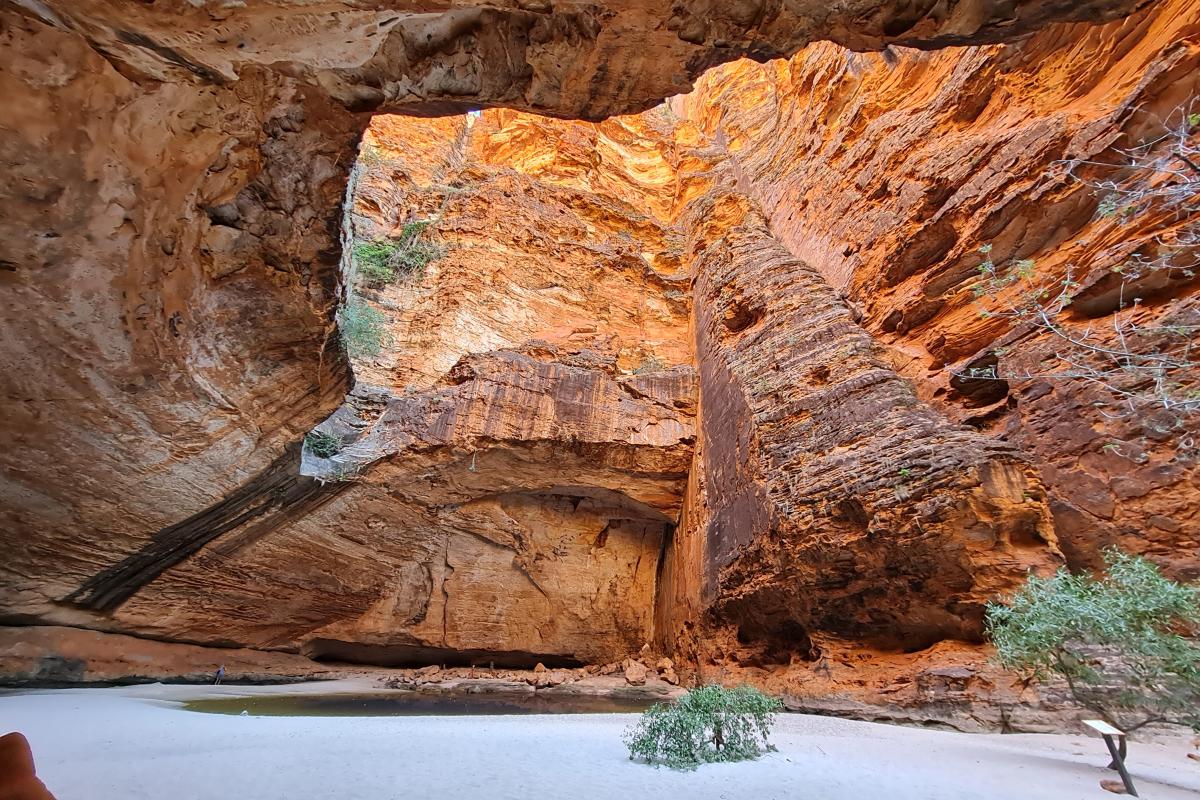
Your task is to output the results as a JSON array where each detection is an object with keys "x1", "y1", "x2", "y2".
[
  {"x1": 36, "y1": 109, "x2": 699, "y2": 666},
  {"x1": 680, "y1": 0, "x2": 1200, "y2": 577},
  {"x1": 349, "y1": 111, "x2": 691, "y2": 390},
  {"x1": 2, "y1": 0, "x2": 1193, "y2": 714}
]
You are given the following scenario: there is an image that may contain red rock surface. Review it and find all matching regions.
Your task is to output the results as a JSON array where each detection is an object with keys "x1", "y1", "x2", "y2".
[
  {"x1": 19, "y1": 109, "x2": 698, "y2": 668},
  {"x1": 659, "y1": 183, "x2": 1059, "y2": 661},
  {"x1": 0, "y1": 626, "x2": 335, "y2": 686},
  {"x1": 0, "y1": 13, "x2": 358, "y2": 632},
  {"x1": 681, "y1": 0, "x2": 1200, "y2": 576},
  {"x1": 0, "y1": 0, "x2": 1195, "y2": 730},
  {"x1": 5, "y1": 1, "x2": 1149, "y2": 120}
]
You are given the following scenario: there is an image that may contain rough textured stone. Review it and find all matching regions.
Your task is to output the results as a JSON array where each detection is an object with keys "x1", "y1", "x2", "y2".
[
  {"x1": 680, "y1": 0, "x2": 1200, "y2": 577},
  {"x1": 0, "y1": 13, "x2": 358, "y2": 631},
  {"x1": 4, "y1": 109, "x2": 697, "y2": 668},
  {"x1": 623, "y1": 660, "x2": 649, "y2": 686},
  {"x1": 657, "y1": 178, "x2": 1060, "y2": 673},
  {"x1": 349, "y1": 111, "x2": 692, "y2": 390},
  {"x1": 0, "y1": 0, "x2": 1194, "y2": 731},
  {"x1": 8, "y1": 1, "x2": 1150, "y2": 120},
  {"x1": 0, "y1": 626, "x2": 337, "y2": 687}
]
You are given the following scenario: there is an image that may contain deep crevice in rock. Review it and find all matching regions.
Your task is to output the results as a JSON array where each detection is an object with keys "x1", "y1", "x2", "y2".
[
  {"x1": 1, "y1": 0, "x2": 1196, "y2": 730},
  {"x1": 64, "y1": 445, "x2": 351, "y2": 613}
]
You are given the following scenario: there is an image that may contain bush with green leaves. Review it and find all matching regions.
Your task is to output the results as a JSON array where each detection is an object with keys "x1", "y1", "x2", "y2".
[
  {"x1": 304, "y1": 431, "x2": 342, "y2": 459},
  {"x1": 632, "y1": 354, "x2": 666, "y2": 374},
  {"x1": 352, "y1": 240, "x2": 402, "y2": 284},
  {"x1": 986, "y1": 548, "x2": 1200, "y2": 732},
  {"x1": 338, "y1": 299, "x2": 389, "y2": 359},
  {"x1": 352, "y1": 221, "x2": 444, "y2": 285},
  {"x1": 623, "y1": 684, "x2": 782, "y2": 769}
]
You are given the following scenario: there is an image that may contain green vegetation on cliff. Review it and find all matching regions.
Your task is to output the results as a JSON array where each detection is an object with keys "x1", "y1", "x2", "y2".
[
  {"x1": 353, "y1": 220, "x2": 445, "y2": 285},
  {"x1": 338, "y1": 299, "x2": 389, "y2": 359}
]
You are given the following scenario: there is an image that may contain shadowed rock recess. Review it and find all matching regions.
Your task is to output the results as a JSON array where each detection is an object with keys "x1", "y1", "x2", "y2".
[{"x1": 2, "y1": 0, "x2": 1197, "y2": 726}]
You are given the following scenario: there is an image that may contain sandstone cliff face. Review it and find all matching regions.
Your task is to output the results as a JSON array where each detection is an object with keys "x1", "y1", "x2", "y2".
[
  {"x1": 22, "y1": 108, "x2": 701, "y2": 667},
  {"x1": 349, "y1": 110, "x2": 691, "y2": 391},
  {"x1": 662, "y1": 185, "x2": 1058, "y2": 662},
  {"x1": 645, "y1": 1, "x2": 1198, "y2": 715},
  {"x1": 0, "y1": 15, "x2": 357, "y2": 626},
  {"x1": 223, "y1": 110, "x2": 699, "y2": 664},
  {"x1": 1, "y1": 0, "x2": 1195, "y2": 728},
  {"x1": 681, "y1": 0, "x2": 1200, "y2": 579},
  {"x1": 9, "y1": 0, "x2": 1150, "y2": 120}
]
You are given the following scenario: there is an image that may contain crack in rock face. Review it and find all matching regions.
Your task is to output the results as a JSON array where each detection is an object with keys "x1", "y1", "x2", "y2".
[{"x1": 0, "y1": 0, "x2": 1195, "y2": 729}]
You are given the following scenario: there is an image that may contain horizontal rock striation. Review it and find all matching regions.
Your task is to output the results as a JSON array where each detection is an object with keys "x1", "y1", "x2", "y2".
[
  {"x1": 681, "y1": 0, "x2": 1200, "y2": 577},
  {"x1": 4, "y1": 107, "x2": 699, "y2": 668},
  {"x1": 658, "y1": 180, "x2": 1059, "y2": 669},
  {"x1": 98, "y1": 346, "x2": 696, "y2": 664},
  {"x1": 1, "y1": 0, "x2": 1192, "y2": 729}
]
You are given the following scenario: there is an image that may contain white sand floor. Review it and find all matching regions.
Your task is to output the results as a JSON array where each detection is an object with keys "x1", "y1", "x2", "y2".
[{"x1": 2, "y1": 683, "x2": 1198, "y2": 800}]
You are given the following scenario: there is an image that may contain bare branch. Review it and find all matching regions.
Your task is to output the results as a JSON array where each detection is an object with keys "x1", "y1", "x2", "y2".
[{"x1": 955, "y1": 104, "x2": 1200, "y2": 424}]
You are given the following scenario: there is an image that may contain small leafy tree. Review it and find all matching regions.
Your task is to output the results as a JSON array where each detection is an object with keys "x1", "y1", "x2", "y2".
[
  {"x1": 352, "y1": 220, "x2": 444, "y2": 285},
  {"x1": 986, "y1": 549, "x2": 1200, "y2": 733},
  {"x1": 304, "y1": 430, "x2": 342, "y2": 459},
  {"x1": 958, "y1": 105, "x2": 1200, "y2": 420},
  {"x1": 964, "y1": 245, "x2": 1199, "y2": 418},
  {"x1": 624, "y1": 684, "x2": 782, "y2": 769},
  {"x1": 338, "y1": 298, "x2": 390, "y2": 359}
]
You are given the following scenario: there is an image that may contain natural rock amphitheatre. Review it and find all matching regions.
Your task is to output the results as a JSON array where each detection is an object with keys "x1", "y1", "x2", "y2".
[{"x1": 1, "y1": 0, "x2": 1197, "y2": 729}]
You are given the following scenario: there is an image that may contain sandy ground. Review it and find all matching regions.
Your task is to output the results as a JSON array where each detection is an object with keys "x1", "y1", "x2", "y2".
[{"x1": 2, "y1": 683, "x2": 1198, "y2": 800}]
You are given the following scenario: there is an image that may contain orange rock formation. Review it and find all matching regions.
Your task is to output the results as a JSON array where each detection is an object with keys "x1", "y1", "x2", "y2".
[
  {"x1": 1, "y1": 0, "x2": 1196, "y2": 730},
  {"x1": 682, "y1": 3, "x2": 1200, "y2": 576}
]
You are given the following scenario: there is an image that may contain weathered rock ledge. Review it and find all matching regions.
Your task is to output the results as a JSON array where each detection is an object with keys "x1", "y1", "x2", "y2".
[
  {"x1": 1, "y1": 0, "x2": 1196, "y2": 731},
  {"x1": 0, "y1": 625, "x2": 1082, "y2": 734}
]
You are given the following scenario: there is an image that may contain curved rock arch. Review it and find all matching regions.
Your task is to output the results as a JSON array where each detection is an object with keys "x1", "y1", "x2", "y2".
[{"x1": 0, "y1": 0, "x2": 1156, "y2": 666}]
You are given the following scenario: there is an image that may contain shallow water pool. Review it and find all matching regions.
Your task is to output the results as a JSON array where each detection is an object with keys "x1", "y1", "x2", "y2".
[{"x1": 183, "y1": 690, "x2": 663, "y2": 716}]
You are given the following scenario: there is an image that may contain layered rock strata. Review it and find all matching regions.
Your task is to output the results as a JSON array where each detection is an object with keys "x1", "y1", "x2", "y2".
[
  {"x1": 9, "y1": 1, "x2": 1151, "y2": 120},
  {"x1": 658, "y1": 176, "x2": 1060, "y2": 671},
  {"x1": 681, "y1": 0, "x2": 1200, "y2": 576},
  {"x1": 102, "y1": 350, "x2": 695, "y2": 666},
  {"x1": 1, "y1": 0, "x2": 1195, "y2": 729},
  {"x1": 5, "y1": 105, "x2": 699, "y2": 668}
]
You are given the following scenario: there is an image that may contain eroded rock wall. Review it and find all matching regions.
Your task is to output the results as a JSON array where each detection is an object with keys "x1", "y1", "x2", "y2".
[
  {"x1": 639, "y1": 0, "x2": 1200, "y2": 722},
  {"x1": 104, "y1": 347, "x2": 695, "y2": 664},
  {"x1": 669, "y1": 185, "x2": 1058, "y2": 657},
  {"x1": 2, "y1": 0, "x2": 1194, "y2": 722},
  {"x1": 10, "y1": 0, "x2": 1151, "y2": 120},
  {"x1": 349, "y1": 110, "x2": 691, "y2": 391},
  {"x1": 681, "y1": 0, "x2": 1200, "y2": 577},
  {"x1": 0, "y1": 14, "x2": 357, "y2": 626},
  {"x1": 8, "y1": 107, "x2": 699, "y2": 667}
]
